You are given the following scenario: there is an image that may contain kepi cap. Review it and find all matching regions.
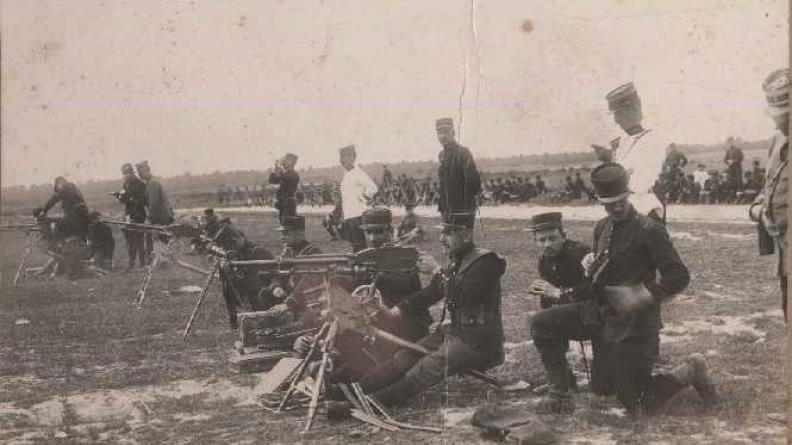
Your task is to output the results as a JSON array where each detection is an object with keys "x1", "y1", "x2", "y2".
[
  {"x1": 435, "y1": 210, "x2": 476, "y2": 231},
  {"x1": 529, "y1": 212, "x2": 563, "y2": 232},
  {"x1": 763, "y1": 68, "x2": 790, "y2": 117},
  {"x1": 606, "y1": 82, "x2": 640, "y2": 111},
  {"x1": 282, "y1": 153, "x2": 298, "y2": 163},
  {"x1": 590, "y1": 163, "x2": 631, "y2": 203},
  {"x1": 360, "y1": 208, "x2": 392, "y2": 230},
  {"x1": 339, "y1": 145, "x2": 356, "y2": 157},
  {"x1": 277, "y1": 215, "x2": 306, "y2": 231},
  {"x1": 435, "y1": 118, "x2": 454, "y2": 131}
]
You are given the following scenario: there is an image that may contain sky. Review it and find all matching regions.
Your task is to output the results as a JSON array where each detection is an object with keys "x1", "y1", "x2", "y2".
[{"x1": 1, "y1": 0, "x2": 788, "y2": 187}]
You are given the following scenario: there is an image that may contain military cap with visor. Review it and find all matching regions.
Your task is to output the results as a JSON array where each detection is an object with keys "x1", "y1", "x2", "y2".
[
  {"x1": 436, "y1": 210, "x2": 476, "y2": 232},
  {"x1": 606, "y1": 82, "x2": 641, "y2": 111},
  {"x1": 277, "y1": 215, "x2": 306, "y2": 231},
  {"x1": 360, "y1": 207, "x2": 392, "y2": 230},
  {"x1": 591, "y1": 162, "x2": 632, "y2": 203},
  {"x1": 528, "y1": 212, "x2": 563, "y2": 232},
  {"x1": 763, "y1": 68, "x2": 790, "y2": 117}
]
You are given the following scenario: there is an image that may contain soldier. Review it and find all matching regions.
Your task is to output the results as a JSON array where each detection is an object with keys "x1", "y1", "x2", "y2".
[
  {"x1": 268, "y1": 153, "x2": 300, "y2": 222},
  {"x1": 270, "y1": 215, "x2": 324, "y2": 312},
  {"x1": 436, "y1": 118, "x2": 482, "y2": 221},
  {"x1": 535, "y1": 175, "x2": 547, "y2": 195},
  {"x1": 87, "y1": 211, "x2": 115, "y2": 271},
  {"x1": 531, "y1": 163, "x2": 717, "y2": 416},
  {"x1": 196, "y1": 212, "x2": 275, "y2": 329},
  {"x1": 112, "y1": 163, "x2": 147, "y2": 270},
  {"x1": 396, "y1": 201, "x2": 424, "y2": 243},
  {"x1": 137, "y1": 161, "x2": 175, "y2": 259},
  {"x1": 592, "y1": 82, "x2": 670, "y2": 222},
  {"x1": 294, "y1": 208, "x2": 432, "y2": 382},
  {"x1": 749, "y1": 68, "x2": 789, "y2": 320},
  {"x1": 34, "y1": 176, "x2": 89, "y2": 242},
  {"x1": 724, "y1": 137, "x2": 744, "y2": 201},
  {"x1": 342, "y1": 211, "x2": 506, "y2": 408},
  {"x1": 338, "y1": 145, "x2": 377, "y2": 252}
]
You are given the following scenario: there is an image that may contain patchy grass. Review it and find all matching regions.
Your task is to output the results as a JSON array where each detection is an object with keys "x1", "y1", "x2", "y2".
[{"x1": 0, "y1": 211, "x2": 785, "y2": 444}]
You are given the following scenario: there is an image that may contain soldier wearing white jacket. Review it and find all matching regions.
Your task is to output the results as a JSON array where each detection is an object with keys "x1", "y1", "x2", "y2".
[{"x1": 339, "y1": 145, "x2": 377, "y2": 251}]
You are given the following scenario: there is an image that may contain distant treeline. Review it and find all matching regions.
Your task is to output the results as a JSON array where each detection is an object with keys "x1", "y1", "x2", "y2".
[{"x1": 1, "y1": 138, "x2": 772, "y2": 211}]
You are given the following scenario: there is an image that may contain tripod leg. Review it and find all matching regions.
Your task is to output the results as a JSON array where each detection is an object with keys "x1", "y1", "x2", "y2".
[
  {"x1": 277, "y1": 321, "x2": 330, "y2": 411},
  {"x1": 304, "y1": 320, "x2": 338, "y2": 433},
  {"x1": 13, "y1": 233, "x2": 34, "y2": 287}
]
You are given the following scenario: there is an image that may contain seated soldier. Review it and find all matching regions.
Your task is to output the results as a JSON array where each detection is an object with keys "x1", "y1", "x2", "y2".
[
  {"x1": 396, "y1": 201, "x2": 424, "y2": 243},
  {"x1": 331, "y1": 211, "x2": 506, "y2": 409},
  {"x1": 294, "y1": 208, "x2": 432, "y2": 382},
  {"x1": 196, "y1": 209, "x2": 275, "y2": 329},
  {"x1": 87, "y1": 211, "x2": 115, "y2": 271}
]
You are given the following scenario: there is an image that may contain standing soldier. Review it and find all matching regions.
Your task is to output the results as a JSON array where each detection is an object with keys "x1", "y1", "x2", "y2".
[
  {"x1": 136, "y1": 161, "x2": 174, "y2": 260},
  {"x1": 268, "y1": 153, "x2": 300, "y2": 222},
  {"x1": 350, "y1": 211, "x2": 505, "y2": 407},
  {"x1": 435, "y1": 118, "x2": 482, "y2": 222},
  {"x1": 531, "y1": 163, "x2": 718, "y2": 416},
  {"x1": 750, "y1": 68, "x2": 789, "y2": 320},
  {"x1": 592, "y1": 82, "x2": 670, "y2": 222},
  {"x1": 112, "y1": 163, "x2": 147, "y2": 270},
  {"x1": 724, "y1": 137, "x2": 744, "y2": 201},
  {"x1": 338, "y1": 145, "x2": 377, "y2": 252}
]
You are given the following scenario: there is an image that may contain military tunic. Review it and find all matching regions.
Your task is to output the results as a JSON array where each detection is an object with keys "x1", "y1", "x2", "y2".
[
  {"x1": 437, "y1": 142, "x2": 482, "y2": 220},
  {"x1": 358, "y1": 245, "x2": 506, "y2": 406},
  {"x1": 531, "y1": 206, "x2": 691, "y2": 413},
  {"x1": 268, "y1": 169, "x2": 300, "y2": 221}
]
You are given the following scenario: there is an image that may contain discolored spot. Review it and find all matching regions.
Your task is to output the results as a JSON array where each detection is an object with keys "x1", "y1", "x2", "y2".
[{"x1": 521, "y1": 19, "x2": 534, "y2": 34}]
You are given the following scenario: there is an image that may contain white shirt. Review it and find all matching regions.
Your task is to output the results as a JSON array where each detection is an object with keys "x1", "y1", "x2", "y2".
[
  {"x1": 692, "y1": 170, "x2": 709, "y2": 189},
  {"x1": 613, "y1": 128, "x2": 669, "y2": 215},
  {"x1": 340, "y1": 165, "x2": 377, "y2": 220}
]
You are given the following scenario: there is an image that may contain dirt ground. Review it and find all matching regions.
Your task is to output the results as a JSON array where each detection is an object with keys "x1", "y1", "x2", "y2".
[{"x1": 0, "y1": 208, "x2": 786, "y2": 444}]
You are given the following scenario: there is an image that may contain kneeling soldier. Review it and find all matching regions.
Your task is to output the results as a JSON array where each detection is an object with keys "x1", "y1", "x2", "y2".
[
  {"x1": 350, "y1": 211, "x2": 506, "y2": 407},
  {"x1": 531, "y1": 163, "x2": 718, "y2": 416}
]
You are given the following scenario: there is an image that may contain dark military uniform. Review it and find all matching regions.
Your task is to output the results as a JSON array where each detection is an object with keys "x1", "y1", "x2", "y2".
[
  {"x1": 268, "y1": 168, "x2": 300, "y2": 222},
  {"x1": 359, "y1": 243, "x2": 506, "y2": 407},
  {"x1": 205, "y1": 219, "x2": 276, "y2": 328},
  {"x1": 538, "y1": 239, "x2": 591, "y2": 307},
  {"x1": 40, "y1": 178, "x2": 89, "y2": 241},
  {"x1": 120, "y1": 174, "x2": 148, "y2": 267},
  {"x1": 87, "y1": 216, "x2": 115, "y2": 271},
  {"x1": 437, "y1": 142, "x2": 481, "y2": 221},
  {"x1": 532, "y1": 193, "x2": 691, "y2": 414}
]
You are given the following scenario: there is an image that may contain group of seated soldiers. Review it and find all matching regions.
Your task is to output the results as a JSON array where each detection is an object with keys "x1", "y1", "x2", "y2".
[{"x1": 195, "y1": 161, "x2": 718, "y2": 420}]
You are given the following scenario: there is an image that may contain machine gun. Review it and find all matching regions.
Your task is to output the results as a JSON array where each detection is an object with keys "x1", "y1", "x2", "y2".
[{"x1": 228, "y1": 245, "x2": 420, "y2": 280}]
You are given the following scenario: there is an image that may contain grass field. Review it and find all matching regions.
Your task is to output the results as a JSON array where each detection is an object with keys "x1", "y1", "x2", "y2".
[{"x1": 0, "y1": 209, "x2": 786, "y2": 444}]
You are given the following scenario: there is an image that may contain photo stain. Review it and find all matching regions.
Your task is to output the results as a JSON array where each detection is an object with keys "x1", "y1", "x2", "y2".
[{"x1": 521, "y1": 19, "x2": 534, "y2": 34}]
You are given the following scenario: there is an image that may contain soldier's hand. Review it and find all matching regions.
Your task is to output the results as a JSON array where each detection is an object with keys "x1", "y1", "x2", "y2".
[
  {"x1": 272, "y1": 287, "x2": 286, "y2": 300},
  {"x1": 416, "y1": 254, "x2": 440, "y2": 275},
  {"x1": 581, "y1": 252, "x2": 596, "y2": 277},
  {"x1": 591, "y1": 144, "x2": 613, "y2": 162},
  {"x1": 293, "y1": 335, "x2": 315, "y2": 355},
  {"x1": 530, "y1": 279, "x2": 560, "y2": 299}
]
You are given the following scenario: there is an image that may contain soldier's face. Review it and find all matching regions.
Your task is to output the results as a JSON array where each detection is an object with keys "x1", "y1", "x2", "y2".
[
  {"x1": 436, "y1": 128, "x2": 455, "y2": 145},
  {"x1": 340, "y1": 153, "x2": 356, "y2": 170},
  {"x1": 534, "y1": 229, "x2": 565, "y2": 258},
  {"x1": 603, "y1": 197, "x2": 630, "y2": 221},
  {"x1": 440, "y1": 229, "x2": 469, "y2": 255},
  {"x1": 280, "y1": 230, "x2": 305, "y2": 247},
  {"x1": 613, "y1": 106, "x2": 642, "y2": 132},
  {"x1": 772, "y1": 112, "x2": 789, "y2": 136},
  {"x1": 364, "y1": 228, "x2": 390, "y2": 248}
]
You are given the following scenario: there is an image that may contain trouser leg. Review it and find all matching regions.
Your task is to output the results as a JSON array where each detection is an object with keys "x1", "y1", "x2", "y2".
[
  {"x1": 369, "y1": 334, "x2": 489, "y2": 407},
  {"x1": 358, "y1": 333, "x2": 441, "y2": 394},
  {"x1": 589, "y1": 339, "x2": 615, "y2": 396},
  {"x1": 781, "y1": 276, "x2": 787, "y2": 322},
  {"x1": 530, "y1": 304, "x2": 597, "y2": 391},
  {"x1": 605, "y1": 336, "x2": 660, "y2": 414}
]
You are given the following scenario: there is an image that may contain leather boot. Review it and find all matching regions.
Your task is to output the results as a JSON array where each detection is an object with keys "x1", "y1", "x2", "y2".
[
  {"x1": 536, "y1": 387, "x2": 575, "y2": 414},
  {"x1": 683, "y1": 354, "x2": 719, "y2": 405}
]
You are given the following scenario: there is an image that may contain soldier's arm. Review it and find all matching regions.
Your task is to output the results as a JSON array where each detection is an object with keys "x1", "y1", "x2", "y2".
[
  {"x1": 464, "y1": 152, "x2": 482, "y2": 201},
  {"x1": 645, "y1": 222, "x2": 690, "y2": 302},
  {"x1": 565, "y1": 243, "x2": 594, "y2": 303},
  {"x1": 396, "y1": 273, "x2": 444, "y2": 315},
  {"x1": 42, "y1": 191, "x2": 63, "y2": 214}
]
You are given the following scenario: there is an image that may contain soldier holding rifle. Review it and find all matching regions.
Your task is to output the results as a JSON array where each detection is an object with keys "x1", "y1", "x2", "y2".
[
  {"x1": 268, "y1": 153, "x2": 300, "y2": 222},
  {"x1": 530, "y1": 163, "x2": 718, "y2": 416}
]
